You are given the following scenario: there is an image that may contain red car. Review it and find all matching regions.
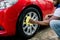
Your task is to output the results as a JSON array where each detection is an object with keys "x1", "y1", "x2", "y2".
[{"x1": 0, "y1": 0, "x2": 54, "y2": 39}]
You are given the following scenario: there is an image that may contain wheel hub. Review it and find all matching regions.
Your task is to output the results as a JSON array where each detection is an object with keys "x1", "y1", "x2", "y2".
[
  {"x1": 23, "y1": 15, "x2": 33, "y2": 26},
  {"x1": 22, "y1": 12, "x2": 39, "y2": 35}
]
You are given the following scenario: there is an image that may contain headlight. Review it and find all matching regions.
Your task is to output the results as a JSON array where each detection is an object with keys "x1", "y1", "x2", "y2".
[{"x1": 0, "y1": 0, "x2": 18, "y2": 9}]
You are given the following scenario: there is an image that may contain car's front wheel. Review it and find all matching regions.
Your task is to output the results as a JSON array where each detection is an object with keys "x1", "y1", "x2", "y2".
[{"x1": 17, "y1": 7, "x2": 41, "y2": 39}]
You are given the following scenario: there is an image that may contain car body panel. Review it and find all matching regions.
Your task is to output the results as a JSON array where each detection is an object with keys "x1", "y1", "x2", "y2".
[{"x1": 0, "y1": 0, "x2": 54, "y2": 36}]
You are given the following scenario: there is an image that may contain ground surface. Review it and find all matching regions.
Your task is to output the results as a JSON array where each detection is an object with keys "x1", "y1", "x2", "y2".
[
  {"x1": 29, "y1": 28, "x2": 59, "y2": 40},
  {"x1": 0, "y1": 28, "x2": 59, "y2": 40}
]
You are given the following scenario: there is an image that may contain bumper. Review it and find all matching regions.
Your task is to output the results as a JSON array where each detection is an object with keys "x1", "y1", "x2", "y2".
[
  {"x1": 0, "y1": 5, "x2": 19, "y2": 36},
  {"x1": 0, "y1": 10, "x2": 16, "y2": 36}
]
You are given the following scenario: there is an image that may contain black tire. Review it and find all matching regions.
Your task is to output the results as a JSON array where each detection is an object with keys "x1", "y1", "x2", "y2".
[{"x1": 17, "y1": 7, "x2": 41, "y2": 39}]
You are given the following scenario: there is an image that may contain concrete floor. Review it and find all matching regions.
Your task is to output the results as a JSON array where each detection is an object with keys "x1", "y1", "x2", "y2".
[{"x1": 29, "y1": 28, "x2": 59, "y2": 40}]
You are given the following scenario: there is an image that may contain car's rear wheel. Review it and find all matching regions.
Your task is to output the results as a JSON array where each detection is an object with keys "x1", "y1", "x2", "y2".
[{"x1": 17, "y1": 7, "x2": 41, "y2": 39}]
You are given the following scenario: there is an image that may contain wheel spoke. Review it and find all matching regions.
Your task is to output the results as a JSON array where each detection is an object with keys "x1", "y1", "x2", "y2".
[
  {"x1": 34, "y1": 17, "x2": 38, "y2": 20},
  {"x1": 32, "y1": 14, "x2": 36, "y2": 19},
  {"x1": 27, "y1": 27, "x2": 30, "y2": 33},
  {"x1": 28, "y1": 13, "x2": 31, "y2": 17},
  {"x1": 23, "y1": 26, "x2": 28, "y2": 30},
  {"x1": 30, "y1": 27, "x2": 32, "y2": 34},
  {"x1": 32, "y1": 24, "x2": 37, "y2": 30},
  {"x1": 32, "y1": 25, "x2": 36, "y2": 30}
]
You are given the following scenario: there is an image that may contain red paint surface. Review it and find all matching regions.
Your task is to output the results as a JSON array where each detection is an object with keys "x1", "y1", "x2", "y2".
[{"x1": 0, "y1": 0, "x2": 54, "y2": 36}]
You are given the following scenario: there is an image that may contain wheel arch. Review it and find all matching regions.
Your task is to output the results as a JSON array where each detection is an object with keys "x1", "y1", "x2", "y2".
[
  {"x1": 16, "y1": 4, "x2": 43, "y2": 26},
  {"x1": 23, "y1": 4, "x2": 43, "y2": 20}
]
